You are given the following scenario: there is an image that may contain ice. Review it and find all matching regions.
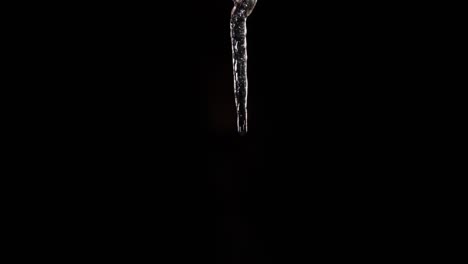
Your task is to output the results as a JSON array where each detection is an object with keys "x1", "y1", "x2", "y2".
[{"x1": 231, "y1": 0, "x2": 257, "y2": 135}]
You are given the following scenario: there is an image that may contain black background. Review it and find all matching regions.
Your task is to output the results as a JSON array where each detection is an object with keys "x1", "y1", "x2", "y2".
[
  {"x1": 193, "y1": 1, "x2": 411, "y2": 262},
  {"x1": 19, "y1": 0, "x2": 430, "y2": 262}
]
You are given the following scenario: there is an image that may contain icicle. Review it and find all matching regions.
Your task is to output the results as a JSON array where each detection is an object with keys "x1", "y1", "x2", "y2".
[{"x1": 231, "y1": 0, "x2": 257, "y2": 135}]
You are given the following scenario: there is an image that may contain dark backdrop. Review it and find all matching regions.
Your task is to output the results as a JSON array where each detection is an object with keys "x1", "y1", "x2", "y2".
[
  {"x1": 196, "y1": 1, "x2": 410, "y2": 263},
  {"x1": 196, "y1": 0, "x2": 400, "y2": 263},
  {"x1": 32, "y1": 1, "x2": 427, "y2": 263}
]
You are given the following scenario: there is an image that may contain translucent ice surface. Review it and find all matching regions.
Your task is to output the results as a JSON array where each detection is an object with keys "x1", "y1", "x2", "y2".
[{"x1": 231, "y1": 0, "x2": 257, "y2": 135}]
